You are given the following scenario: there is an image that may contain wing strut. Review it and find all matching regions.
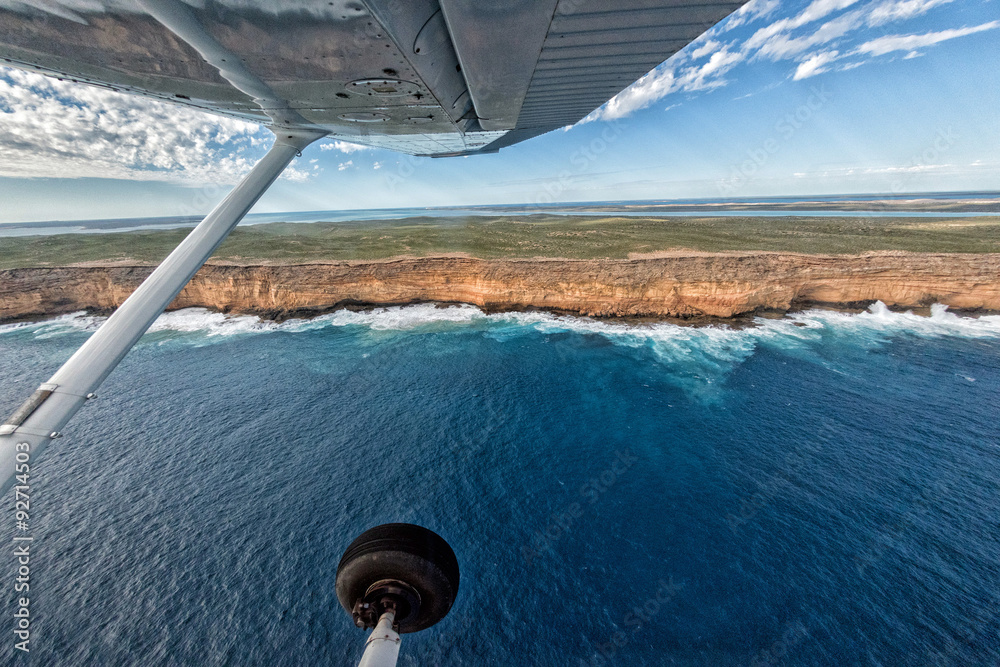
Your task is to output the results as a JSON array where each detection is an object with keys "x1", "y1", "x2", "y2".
[{"x1": 0, "y1": 129, "x2": 324, "y2": 492}]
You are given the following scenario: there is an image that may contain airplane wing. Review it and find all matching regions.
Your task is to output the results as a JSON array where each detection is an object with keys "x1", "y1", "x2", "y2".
[
  {"x1": 0, "y1": 0, "x2": 747, "y2": 156},
  {"x1": 0, "y1": 0, "x2": 751, "y2": 497}
]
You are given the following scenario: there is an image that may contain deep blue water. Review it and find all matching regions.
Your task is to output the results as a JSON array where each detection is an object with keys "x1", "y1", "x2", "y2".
[{"x1": 1, "y1": 304, "x2": 999, "y2": 666}]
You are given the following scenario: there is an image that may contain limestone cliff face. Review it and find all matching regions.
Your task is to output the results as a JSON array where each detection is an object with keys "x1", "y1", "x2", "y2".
[{"x1": 2, "y1": 252, "x2": 999, "y2": 323}]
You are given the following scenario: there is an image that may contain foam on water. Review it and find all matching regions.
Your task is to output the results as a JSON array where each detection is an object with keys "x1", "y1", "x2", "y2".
[
  {"x1": 5, "y1": 301, "x2": 996, "y2": 402},
  {"x1": 0, "y1": 311, "x2": 105, "y2": 338},
  {"x1": 146, "y1": 308, "x2": 283, "y2": 337},
  {"x1": 764, "y1": 301, "x2": 1000, "y2": 340},
  {"x1": 3, "y1": 302, "x2": 998, "y2": 351},
  {"x1": 309, "y1": 302, "x2": 486, "y2": 330}
]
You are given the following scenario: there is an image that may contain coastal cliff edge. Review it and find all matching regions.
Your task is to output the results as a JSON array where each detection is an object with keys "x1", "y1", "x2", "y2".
[{"x1": 2, "y1": 252, "x2": 999, "y2": 323}]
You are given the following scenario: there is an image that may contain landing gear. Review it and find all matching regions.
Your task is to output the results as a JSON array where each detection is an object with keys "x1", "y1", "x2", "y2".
[{"x1": 336, "y1": 523, "x2": 460, "y2": 667}]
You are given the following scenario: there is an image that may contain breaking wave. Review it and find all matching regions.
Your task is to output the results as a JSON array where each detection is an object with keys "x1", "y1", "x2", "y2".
[{"x1": 3, "y1": 303, "x2": 998, "y2": 362}]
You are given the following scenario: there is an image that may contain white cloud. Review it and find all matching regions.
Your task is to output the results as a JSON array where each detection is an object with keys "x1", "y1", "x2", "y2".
[
  {"x1": 795, "y1": 0, "x2": 864, "y2": 26},
  {"x1": 0, "y1": 0, "x2": 372, "y2": 21},
  {"x1": 722, "y1": 0, "x2": 780, "y2": 31},
  {"x1": 372, "y1": 161, "x2": 383, "y2": 170},
  {"x1": 588, "y1": 0, "x2": 986, "y2": 122},
  {"x1": 585, "y1": 48, "x2": 744, "y2": 122},
  {"x1": 866, "y1": 0, "x2": 954, "y2": 27},
  {"x1": 855, "y1": 21, "x2": 1000, "y2": 56},
  {"x1": 281, "y1": 160, "x2": 312, "y2": 182},
  {"x1": 743, "y1": 0, "x2": 862, "y2": 52},
  {"x1": 814, "y1": 163, "x2": 958, "y2": 177},
  {"x1": 693, "y1": 49, "x2": 745, "y2": 83},
  {"x1": 753, "y1": 8, "x2": 865, "y2": 61},
  {"x1": 690, "y1": 39, "x2": 722, "y2": 59},
  {"x1": 793, "y1": 50, "x2": 841, "y2": 79},
  {"x1": 583, "y1": 67, "x2": 677, "y2": 122},
  {"x1": 338, "y1": 160, "x2": 353, "y2": 171},
  {"x1": 0, "y1": 66, "x2": 313, "y2": 184},
  {"x1": 837, "y1": 61, "x2": 865, "y2": 71},
  {"x1": 319, "y1": 140, "x2": 370, "y2": 153}
]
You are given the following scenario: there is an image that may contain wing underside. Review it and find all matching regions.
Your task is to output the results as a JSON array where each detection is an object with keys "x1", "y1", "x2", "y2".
[{"x1": 0, "y1": 0, "x2": 747, "y2": 156}]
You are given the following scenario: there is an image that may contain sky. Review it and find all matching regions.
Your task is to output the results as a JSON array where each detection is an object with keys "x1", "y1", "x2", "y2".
[{"x1": 0, "y1": 0, "x2": 998, "y2": 223}]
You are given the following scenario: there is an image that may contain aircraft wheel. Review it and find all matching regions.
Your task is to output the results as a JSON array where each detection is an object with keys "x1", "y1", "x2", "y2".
[{"x1": 336, "y1": 523, "x2": 459, "y2": 634}]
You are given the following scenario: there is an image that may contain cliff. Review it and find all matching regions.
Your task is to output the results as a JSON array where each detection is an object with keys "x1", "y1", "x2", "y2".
[{"x1": 2, "y1": 252, "x2": 999, "y2": 323}]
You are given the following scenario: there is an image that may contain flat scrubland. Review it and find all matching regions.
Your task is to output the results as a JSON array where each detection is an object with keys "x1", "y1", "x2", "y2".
[{"x1": 3, "y1": 215, "x2": 1000, "y2": 269}]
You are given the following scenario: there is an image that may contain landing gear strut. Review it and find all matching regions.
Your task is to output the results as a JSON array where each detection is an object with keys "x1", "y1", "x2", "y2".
[{"x1": 0, "y1": 129, "x2": 324, "y2": 492}]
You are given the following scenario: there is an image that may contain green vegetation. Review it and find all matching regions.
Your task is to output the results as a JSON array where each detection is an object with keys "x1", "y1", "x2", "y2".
[{"x1": 3, "y1": 214, "x2": 1000, "y2": 269}]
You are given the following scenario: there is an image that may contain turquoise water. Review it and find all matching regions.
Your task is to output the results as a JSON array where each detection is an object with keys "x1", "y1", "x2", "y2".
[{"x1": 1, "y1": 303, "x2": 999, "y2": 665}]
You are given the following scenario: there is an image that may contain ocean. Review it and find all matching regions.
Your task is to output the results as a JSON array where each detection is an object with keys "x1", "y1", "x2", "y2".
[
  {"x1": 2, "y1": 191, "x2": 999, "y2": 238},
  {"x1": 1, "y1": 303, "x2": 998, "y2": 665}
]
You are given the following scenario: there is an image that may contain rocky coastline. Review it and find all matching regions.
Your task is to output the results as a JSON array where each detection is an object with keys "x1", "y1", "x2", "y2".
[{"x1": 2, "y1": 251, "x2": 999, "y2": 324}]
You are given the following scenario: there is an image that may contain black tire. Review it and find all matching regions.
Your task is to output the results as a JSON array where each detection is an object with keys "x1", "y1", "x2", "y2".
[{"x1": 336, "y1": 523, "x2": 460, "y2": 634}]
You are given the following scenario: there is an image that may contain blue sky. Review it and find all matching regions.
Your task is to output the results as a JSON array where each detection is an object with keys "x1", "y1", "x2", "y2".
[{"x1": 0, "y1": 0, "x2": 998, "y2": 223}]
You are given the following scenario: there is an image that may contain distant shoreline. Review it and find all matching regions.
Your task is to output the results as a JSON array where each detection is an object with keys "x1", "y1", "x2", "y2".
[{"x1": 2, "y1": 192, "x2": 999, "y2": 233}]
